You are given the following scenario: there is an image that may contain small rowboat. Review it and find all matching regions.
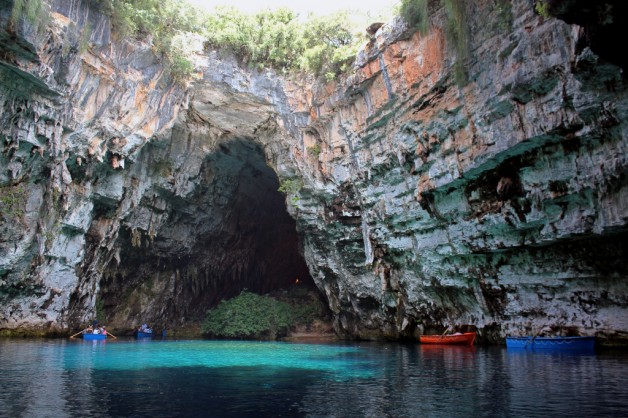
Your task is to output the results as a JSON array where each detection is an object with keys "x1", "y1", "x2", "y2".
[
  {"x1": 136, "y1": 331, "x2": 154, "y2": 338},
  {"x1": 506, "y1": 336, "x2": 594, "y2": 351},
  {"x1": 82, "y1": 333, "x2": 106, "y2": 341},
  {"x1": 420, "y1": 332, "x2": 476, "y2": 346}
]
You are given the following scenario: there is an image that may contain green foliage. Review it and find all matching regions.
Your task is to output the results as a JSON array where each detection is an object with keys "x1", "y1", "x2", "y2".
[
  {"x1": 165, "y1": 35, "x2": 196, "y2": 83},
  {"x1": 442, "y1": 0, "x2": 469, "y2": 86},
  {"x1": 298, "y1": 12, "x2": 363, "y2": 77},
  {"x1": 0, "y1": 184, "x2": 27, "y2": 222},
  {"x1": 95, "y1": 298, "x2": 105, "y2": 322},
  {"x1": 11, "y1": 0, "x2": 50, "y2": 33},
  {"x1": 289, "y1": 295, "x2": 326, "y2": 324},
  {"x1": 278, "y1": 178, "x2": 303, "y2": 194},
  {"x1": 534, "y1": 1, "x2": 552, "y2": 18},
  {"x1": 398, "y1": 0, "x2": 429, "y2": 35},
  {"x1": 91, "y1": 0, "x2": 204, "y2": 81},
  {"x1": 90, "y1": 1, "x2": 364, "y2": 80},
  {"x1": 278, "y1": 177, "x2": 303, "y2": 205},
  {"x1": 152, "y1": 158, "x2": 173, "y2": 177},
  {"x1": 202, "y1": 291, "x2": 293, "y2": 338},
  {"x1": 495, "y1": 0, "x2": 513, "y2": 32},
  {"x1": 79, "y1": 23, "x2": 93, "y2": 54},
  {"x1": 307, "y1": 143, "x2": 321, "y2": 158},
  {"x1": 204, "y1": 7, "x2": 303, "y2": 73}
]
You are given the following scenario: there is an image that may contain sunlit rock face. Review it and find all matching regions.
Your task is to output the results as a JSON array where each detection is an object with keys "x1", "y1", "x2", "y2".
[
  {"x1": 0, "y1": 0, "x2": 187, "y2": 333},
  {"x1": 0, "y1": 0, "x2": 627, "y2": 344},
  {"x1": 0, "y1": 0, "x2": 312, "y2": 334},
  {"x1": 287, "y1": 1, "x2": 628, "y2": 343}
]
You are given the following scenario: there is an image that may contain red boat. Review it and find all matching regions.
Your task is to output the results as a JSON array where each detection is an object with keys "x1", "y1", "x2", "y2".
[{"x1": 420, "y1": 332, "x2": 476, "y2": 346}]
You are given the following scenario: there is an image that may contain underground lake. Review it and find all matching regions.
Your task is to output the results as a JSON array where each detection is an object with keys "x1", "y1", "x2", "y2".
[{"x1": 1, "y1": 338, "x2": 628, "y2": 417}]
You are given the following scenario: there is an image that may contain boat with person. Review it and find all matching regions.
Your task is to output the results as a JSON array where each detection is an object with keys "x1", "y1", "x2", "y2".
[
  {"x1": 70, "y1": 325, "x2": 116, "y2": 340},
  {"x1": 136, "y1": 323, "x2": 154, "y2": 338},
  {"x1": 420, "y1": 332, "x2": 476, "y2": 346},
  {"x1": 82, "y1": 332, "x2": 107, "y2": 341},
  {"x1": 506, "y1": 336, "x2": 595, "y2": 351}
]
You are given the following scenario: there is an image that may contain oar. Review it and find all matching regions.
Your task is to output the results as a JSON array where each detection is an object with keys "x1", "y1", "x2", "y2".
[
  {"x1": 524, "y1": 327, "x2": 545, "y2": 349},
  {"x1": 105, "y1": 331, "x2": 118, "y2": 339},
  {"x1": 439, "y1": 325, "x2": 451, "y2": 339},
  {"x1": 70, "y1": 329, "x2": 86, "y2": 339}
]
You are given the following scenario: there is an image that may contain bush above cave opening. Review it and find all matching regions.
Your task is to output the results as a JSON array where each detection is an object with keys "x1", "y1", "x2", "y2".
[{"x1": 85, "y1": 0, "x2": 370, "y2": 81}]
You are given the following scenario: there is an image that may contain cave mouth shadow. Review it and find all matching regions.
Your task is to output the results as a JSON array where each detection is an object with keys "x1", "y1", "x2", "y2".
[{"x1": 99, "y1": 137, "x2": 317, "y2": 327}]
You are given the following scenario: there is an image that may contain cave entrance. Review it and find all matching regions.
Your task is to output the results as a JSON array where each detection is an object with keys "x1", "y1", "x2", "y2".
[
  {"x1": 99, "y1": 137, "x2": 316, "y2": 328},
  {"x1": 194, "y1": 137, "x2": 316, "y2": 296}
]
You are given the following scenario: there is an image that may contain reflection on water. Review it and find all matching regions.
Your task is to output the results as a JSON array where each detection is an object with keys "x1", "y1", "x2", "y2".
[{"x1": 1, "y1": 339, "x2": 627, "y2": 417}]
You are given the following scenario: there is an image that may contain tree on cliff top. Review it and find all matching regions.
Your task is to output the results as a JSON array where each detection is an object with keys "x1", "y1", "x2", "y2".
[{"x1": 86, "y1": 0, "x2": 366, "y2": 80}]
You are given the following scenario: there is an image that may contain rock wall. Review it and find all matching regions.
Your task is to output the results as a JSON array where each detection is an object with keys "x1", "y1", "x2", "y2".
[
  {"x1": 289, "y1": 0, "x2": 628, "y2": 343},
  {"x1": 0, "y1": 0, "x2": 626, "y2": 344},
  {"x1": 0, "y1": 0, "x2": 186, "y2": 333},
  {"x1": 0, "y1": 0, "x2": 312, "y2": 334}
]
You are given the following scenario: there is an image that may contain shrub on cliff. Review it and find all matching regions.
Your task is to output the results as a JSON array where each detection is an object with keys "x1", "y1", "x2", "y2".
[
  {"x1": 398, "y1": 0, "x2": 470, "y2": 85},
  {"x1": 399, "y1": 0, "x2": 429, "y2": 35},
  {"x1": 89, "y1": 0, "x2": 364, "y2": 80},
  {"x1": 202, "y1": 291, "x2": 293, "y2": 339},
  {"x1": 203, "y1": 7, "x2": 303, "y2": 73},
  {"x1": 89, "y1": 0, "x2": 204, "y2": 81},
  {"x1": 10, "y1": 0, "x2": 50, "y2": 33},
  {"x1": 298, "y1": 12, "x2": 363, "y2": 76},
  {"x1": 0, "y1": 184, "x2": 27, "y2": 222}
]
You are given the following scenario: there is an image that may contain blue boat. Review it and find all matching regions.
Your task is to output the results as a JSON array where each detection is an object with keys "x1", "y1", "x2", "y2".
[
  {"x1": 136, "y1": 331, "x2": 154, "y2": 338},
  {"x1": 82, "y1": 333, "x2": 107, "y2": 341},
  {"x1": 506, "y1": 336, "x2": 595, "y2": 351}
]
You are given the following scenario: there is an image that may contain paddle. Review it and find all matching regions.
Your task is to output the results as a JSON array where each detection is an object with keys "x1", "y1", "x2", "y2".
[
  {"x1": 524, "y1": 327, "x2": 545, "y2": 349},
  {"x1": 439, "y1": 325, "x2": 452, "y2": 339},
  {"x1": 69, "y1": 329, "x2": 86, "y2": 339},
  {"x1": 105, "y1": 330, "x2": 118, "y2": 339}
]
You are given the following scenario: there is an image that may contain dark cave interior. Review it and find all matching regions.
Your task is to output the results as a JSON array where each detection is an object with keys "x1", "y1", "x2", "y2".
[{"x1": 97, "y1": 137, "x2": 316, "y2": 327}]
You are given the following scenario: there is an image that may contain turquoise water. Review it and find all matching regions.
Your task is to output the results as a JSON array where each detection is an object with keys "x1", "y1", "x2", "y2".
[
  {"x1": 1, "y1": 339, "x2": 628, "y2": 417},
  {"x1": 62, "y1": 340, "x2": 374, "y2": 378}
]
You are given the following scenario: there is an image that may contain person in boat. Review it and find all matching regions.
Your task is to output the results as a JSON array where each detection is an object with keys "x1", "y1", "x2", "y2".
[
  {"x1": 137, "y1": 324, "x2": 153, "y2": 334},
  {"x1": 101, "y1": 326, "x2": 107, "y2": 336},
  {"x1": 93, "y1": 327, "x2": 100, "y2": 334},
  {"x1": 86, "y1": 325, "x2": 93, "y2": 334}
]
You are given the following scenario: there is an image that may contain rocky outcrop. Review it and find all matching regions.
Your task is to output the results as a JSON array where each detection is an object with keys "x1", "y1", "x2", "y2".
[
  {"x1": 0, "y1": 0, "x2": 626, "y2": 344},
  {"x1": 290, "y1": 0, "x2": 628, "y2": 343},
  {"x1": 0, "y1": 0, "x2": 312, "y2": 334}
]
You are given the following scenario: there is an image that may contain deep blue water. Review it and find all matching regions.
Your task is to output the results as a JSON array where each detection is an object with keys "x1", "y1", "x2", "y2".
[{"x1": 1, "y1": 339, "x2": 628, "y2": 417}]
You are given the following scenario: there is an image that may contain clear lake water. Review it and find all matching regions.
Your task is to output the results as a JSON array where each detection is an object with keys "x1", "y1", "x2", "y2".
[{"x1": 1, "y1": 338, "x2": 627, "y2": 417}]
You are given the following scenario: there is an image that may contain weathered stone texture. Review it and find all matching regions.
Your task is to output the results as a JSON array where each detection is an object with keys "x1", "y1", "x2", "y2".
[
  {"x1": 288, "y1": 1, "x2": 628, "y2": 343},
  {"x1": 0, "y1": 0, "x2": 626, "y2": 343},
  {"x1": 0, "y1": 0, "x2": 310, "y2": 334}
]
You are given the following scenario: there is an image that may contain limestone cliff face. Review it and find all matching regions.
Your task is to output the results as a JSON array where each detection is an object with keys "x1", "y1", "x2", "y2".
[
  {"x1": 0, "y1": 0, "x2": 185, "y2": 332},
  {"x1": 0, "y1": 0, "x2": 310, "y2": 334},
  {"x1": 0, "y1": 0, "x2": 626, "y2": 343},
  {"x1": 291, "y1": 1, "x2": 628, "y2": 343}
]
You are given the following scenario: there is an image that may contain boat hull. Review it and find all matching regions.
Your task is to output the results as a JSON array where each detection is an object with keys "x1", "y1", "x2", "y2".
[
  {"x1": 82, "y1": 333, "x2": 106, "y2": 341},
  {"x1": 506, "y1": 336, "x2": 595, "y2": 351},
  {"x1": 136, "y1": 331, "x2": 154, "y2": 338},
  {"x1": 420, "y1": 332, "x2": 476, "y2": 346}
]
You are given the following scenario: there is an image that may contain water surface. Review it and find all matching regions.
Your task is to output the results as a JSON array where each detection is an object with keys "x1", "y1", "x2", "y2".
[{"x1": 1, "y1": 338, "x2": 627, "y2": 417}]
